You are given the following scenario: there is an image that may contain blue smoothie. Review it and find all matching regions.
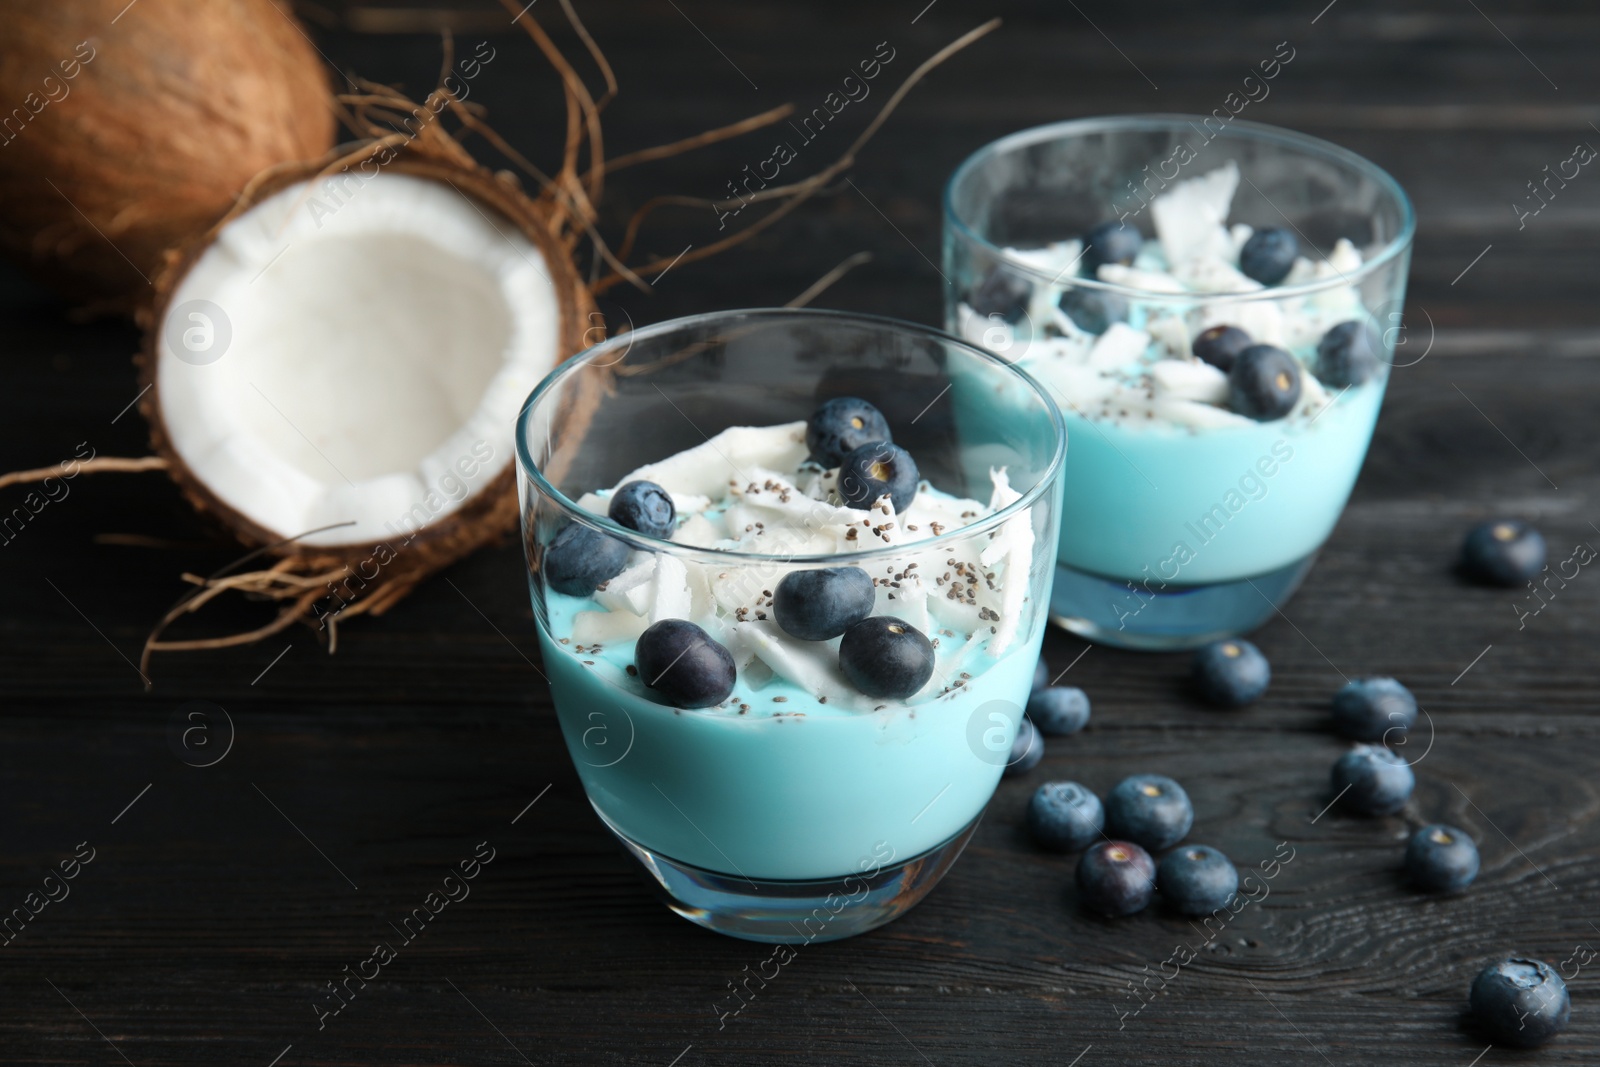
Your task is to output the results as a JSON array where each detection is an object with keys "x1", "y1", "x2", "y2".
[
  {"x1": 1052, "y1": 378, "x2": 1384, "y2": 585},
  {"x1": 539, "y1": 596, "x2": 1040, "y2": 880},
  {"x1": 954, "y1": 161, "x2": 1391, "y2": 590},
  {"x1": 534, "y1": 421, "x2": 1051, "y2": 881}
]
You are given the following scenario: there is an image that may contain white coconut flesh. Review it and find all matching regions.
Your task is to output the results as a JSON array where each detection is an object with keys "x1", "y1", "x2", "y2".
[{"x1": 156, "y1": 172, "x2": 562, "y2": 548}]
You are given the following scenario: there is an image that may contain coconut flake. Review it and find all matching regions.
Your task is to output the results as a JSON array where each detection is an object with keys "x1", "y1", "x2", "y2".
[
  {"x1": 1150, "y1": 360, "x2": 1229, "y2": 403},
  {"x1": 1199, "y1": 299, "x2": 1285, "y2": 348},
  {"x1": 1097, "y1": 264, "x2": 1186, "y2": 293},
  {"x1": 1085, "y1": 322, "x2": 1152, "y2": 371},
  {"x1": 1152, "y1": 162, "x2": 1240, "y2": 266},
  {"x1": 1297, "y1": 366, "x2": 1333, "y2": 418},
  {"x1": 1144, "y1": 312, "x2": 1192, "y2": 360},
  {"x1": 674, "y1": 513, "x2": 722, "y2": 548},
  {"x1": 595, "y1": 558, "x2": 655, "y2": 616},
  {"x1": 1328, "y1": 237, "x2": 1363, "y2": 275},
  {"x1": 616, "y1": 422, "x2": 808, "y2": 499},
  {"x1": 1171, "y1": 256, "x2": 1262, "y2": 294},
  {"x1": 733, "y1": 620, "x2": 869, "y2": 706},
  {"x1": 648, "y1": 552, "x2": 692, "y2": 624},
  {"x1": 1008, "y1": 239, "x2": 1083, "y2": 277},
  {"x1": 1228, "y1": 223, "x2": 1255, "y2": 259},
  {"x1": 572, "y1": 609, "x2": 649, "y2": 645},
  {"x1": 979, "y1": 467, "x2": 1033, "y2": 655}
]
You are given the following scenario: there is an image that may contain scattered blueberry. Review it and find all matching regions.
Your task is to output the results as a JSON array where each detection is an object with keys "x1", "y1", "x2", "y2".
[
  {"x1": 1076, "y1": 840, "x2": 1156, "y2": 917},
  {"x1": 1104, "y1": 774, "x2": 1193, "y2": 851},
  {"x1": 608, "y1": 480, "x2": 676, "y2": 539},
  {"x1": 1315, "y1": 320, "x2": 1382, "y2": 387},
  {"x1": 1331, "y1": 677, "x2": 1418, "y2": 742},
  {"x1": 1332, "y1": 744, "x2": 1414, "y2": 816},
  {"x1": 838, "y1": 616, "x2": 934, "y2": 699},
  {"x1": 1239, "y1": 227, "x2": 1298, "y2": 285},
  {"x1": 773, "y1": 566, "x2": 876, "y2": 641},
  {"x1": 968, "y1": 268, "x2": 1031, "y2": 324},
  {"x1": 1081, "y1": 220, "x2": 1144, "y2": 273},
  {"x1": 1028, "y1": 781, "x2": 1104, "y2": 852},
  {"x1": 1004, "y1": 715, "x2": 1044, "y2": 777},
  {"x1": 1059, "y1": 287, "x2": 1129, "y2": 334},
  {"x1": 1192, "y1": 324, "x2": 1253, "y2": 372},
  {"x1": 1027, "y1": 687, "x2": 1091, "y2": 736},
  {"x1": 1470, "y1": 957, "x2": 1570, "y2": 1048},
  {"x1": 634, "y1": 619, "x2": 737, "y2": 708},
  {"x1": 1460, "y1": 519, "x2": 1547, "y2": 587},
  {"x1": 543, "y1": 522, "x2": 630, "y2": 596},
  {"x1": 838, "y1": 441, "x2": 920, "y2": 514},
  {"x1": 1228, "y1": 344, "x2": 1302, "y2": 421},
  {"x1": 1192, "y1": 639, "x2": 1271, "y2": 708},
  {"x1": 1033, "y1": 658, "x2": 1051, "y2": 693},
  {"x1": 1405, "y1": 824, "x2": 1480, "y2": 893},
  {"x1": 1157, "y1": 844, "x2": 1239, "y2": 915},
  {"x1": 806, "y1": 396, "x2": 893, "y2": 468}
]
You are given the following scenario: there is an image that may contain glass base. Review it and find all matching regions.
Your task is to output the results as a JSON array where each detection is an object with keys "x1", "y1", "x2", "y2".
[
  {"x1": 597, "y1": 806, "x2": 981, "y2": 943},
  {"x1": 1047, "y1": 550, "x2": 1319, "y2": 650}
]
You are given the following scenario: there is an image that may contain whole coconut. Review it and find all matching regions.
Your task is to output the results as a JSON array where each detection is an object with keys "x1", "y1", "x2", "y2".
[{"x1": 0, "y1": 0, "x2": 335, "y2": 306}]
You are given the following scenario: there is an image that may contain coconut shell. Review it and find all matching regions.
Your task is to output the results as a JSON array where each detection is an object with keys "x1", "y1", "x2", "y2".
[
  {"x1": 135, "y1": 143, "x2": 593, "y2": 635},
  {"x1": 0, "y1": 0, "x2": 334, "y2": 306}
]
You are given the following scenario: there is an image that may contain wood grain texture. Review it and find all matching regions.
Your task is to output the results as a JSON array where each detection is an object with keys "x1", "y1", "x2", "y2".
[{"x1": 2, "y1": 0, "x2": 1599, "y2": 1063}]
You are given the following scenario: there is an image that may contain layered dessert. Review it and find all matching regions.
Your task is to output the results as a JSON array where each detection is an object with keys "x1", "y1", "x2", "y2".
[
  {"x1": 955, "y1": 161, "x2": 1389, "y2": 587},
  {"x1": 532, "y1": 399, "x2": 1043, "y2": 881}
]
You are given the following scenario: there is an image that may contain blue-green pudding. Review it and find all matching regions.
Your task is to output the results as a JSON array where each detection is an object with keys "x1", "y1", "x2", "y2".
[{"x1": 535, "y1": 421, "x2": 1044, "y2": 881}]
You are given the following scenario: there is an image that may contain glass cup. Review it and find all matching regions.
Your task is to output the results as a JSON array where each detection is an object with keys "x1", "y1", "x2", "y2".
[
  {"x1": 515, "y1": 309, "x2": 1065, "y2": 942},
  {"x1": 944, "y1": 115, "x2": 1415, "y2": 649}
]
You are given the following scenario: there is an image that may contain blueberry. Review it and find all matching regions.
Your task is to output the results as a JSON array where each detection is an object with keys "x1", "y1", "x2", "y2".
[
  {"x1": 806, "y1": 396, "x2": 893, "y2": 468},
  {"x1": 1004, "y1": 715, "x2": 1043, "y2": 777},
  {"x1": 634, "y1": 619, "x2": 737, "y2": 708},
  {"x1": 838, "y1": 616, "x2": 934, "y2": 699},
  {"x1": 1460, "y1": 519, "x2": 1547, "y2": 587},
  {"x1": 1228, "y1": 344, "x2": 1302, "y2": 421},
  {"x1": 1332, "y1": 744, "x2": 1414, "y2": 816},
  {"x1": 1192, "y1": 324, "x2": 1253, "y2": 372},
  {"x1": 1192, "y1": 638, "x2": 1270, "y2": 708},
  {"x1": 1331, "y1": 677, "x2": 1417, "y2": 742},
  {"x1": 1315, "y1": 320, "x2": 1382, "y2": 387},
  {"x1": 1405, "y1": 824, "x2": 1480, "y2": 893},
  {"x1": 1075, "y1": 840, "x2": 1156, "y2": 917},
  {"x1": 773, "y1": 566, "x2": 875, "y2": 641},
  {"x1": 1027, "y1": 686, "x2": 1090, "y2": 736},
  {"x1": 543, "y1": 522, "x2": 630, "y2": 596},
  {"x1": 1059, "y1": 287, "x2": 1129, "y2": 335},
  {"x1": 608, "y1": 480, "x2": 676, "y2": 538},
  {"x1": 1156, "y1": 844, "x2": 1239, "y2": 915},
  {"x1": 1239, "y1": 227, "x2": 1298, "y2": 285},
  {"x1": 968, "y1": 268, "x2": 1032, "y2": 324},
  {"x1": 838, "y1": 441, "x2": 920, "y2": 514},
  {"x1": 1028, "y1": 781, "x2": 1103, "y2": 851},
  {"x1": 1470, "y1": 957, "x2": 1570, "y2": 1048},
  {"x1": 1081, "y1": 220, "x2": 1143, "y2": 273},
  {"x1": 1104, "y1": 774, "x2": 1193, "y2": 851},
  {"x1": 1032, "y1": 658, "x2": 1051, "y2": 693}
]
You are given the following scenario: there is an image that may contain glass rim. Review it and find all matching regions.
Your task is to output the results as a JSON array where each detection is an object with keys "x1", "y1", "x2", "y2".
[
  {"x1": 943, "y1": 112, "x2": 1418, "y2": 303},
  {"x1": 514, "y1": 306, "x2": 1067, "y2": 566}
]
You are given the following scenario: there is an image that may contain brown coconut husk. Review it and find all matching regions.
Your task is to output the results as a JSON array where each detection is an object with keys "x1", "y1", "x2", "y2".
[
  {"x1": 0, "y1": 8, "x2": 1000, "y2": 679},
  {"x1": 0, "y1": 0, "x2": 336, "y2": 310}
]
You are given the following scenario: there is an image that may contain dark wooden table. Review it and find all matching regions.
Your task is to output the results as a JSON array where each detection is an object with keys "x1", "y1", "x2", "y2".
[{"x1": 4, "y1": 1, "x2": 1598, "y2": 1063}]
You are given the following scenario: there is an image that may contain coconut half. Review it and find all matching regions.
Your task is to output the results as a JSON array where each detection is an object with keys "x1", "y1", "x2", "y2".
[{"x1": 137, "y1": 148, "x2": 587, "y2": 637}]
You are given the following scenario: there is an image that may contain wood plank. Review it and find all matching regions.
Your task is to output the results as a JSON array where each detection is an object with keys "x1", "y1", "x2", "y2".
[{"x1": 3, "y1": 0, "x2": 1600, "y2": 1062}]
